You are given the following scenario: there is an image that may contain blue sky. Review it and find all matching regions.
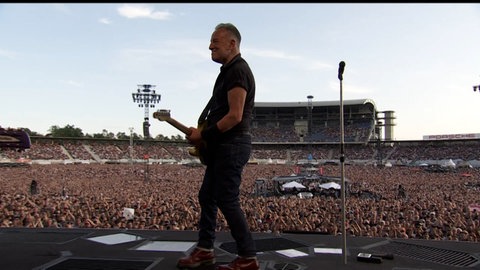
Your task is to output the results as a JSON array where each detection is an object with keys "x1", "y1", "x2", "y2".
[{"x1": 1, "y1": 3, "x2": 479, "y2": 140}]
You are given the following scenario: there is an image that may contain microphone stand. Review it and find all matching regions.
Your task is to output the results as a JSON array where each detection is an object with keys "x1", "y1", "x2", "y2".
[{"x1": 338, "y1": 61, "x2": 347, "y2": 264}]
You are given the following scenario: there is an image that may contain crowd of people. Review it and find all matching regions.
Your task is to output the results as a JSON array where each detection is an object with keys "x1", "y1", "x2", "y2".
[
  {"x1": 1, "y1": 162, "x2": 479, "y2": 242},
  {"x1": 2, "y1": 138, "x2": 480, "y2": 164}
]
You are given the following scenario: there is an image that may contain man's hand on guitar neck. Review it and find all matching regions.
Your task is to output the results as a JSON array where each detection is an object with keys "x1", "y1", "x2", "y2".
[{"x1": 186, "y1": 127, "x2": 202, "y2": 147}]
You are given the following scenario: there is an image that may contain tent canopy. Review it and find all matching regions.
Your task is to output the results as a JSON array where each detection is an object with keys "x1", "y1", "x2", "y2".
[
  {"x1": 319, "y1": 182, "x2": 341, "y2": 190},
  {"x1": 282, "y1": 181, "x2": 306, "y2": 189}
]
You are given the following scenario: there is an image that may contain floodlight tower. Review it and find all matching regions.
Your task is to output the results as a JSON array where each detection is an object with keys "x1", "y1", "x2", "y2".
[{"x1": 132, "y1": 84, "x2": 161, "y2": 138}]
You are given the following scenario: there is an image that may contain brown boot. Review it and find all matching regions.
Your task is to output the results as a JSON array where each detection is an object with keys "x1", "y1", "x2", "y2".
[
  {"x1": 216, "y1": 256, "x2": 259, "y2": 270},
  {"x1": 177, "y1": 247, "x2": 216, "y2": 269}
]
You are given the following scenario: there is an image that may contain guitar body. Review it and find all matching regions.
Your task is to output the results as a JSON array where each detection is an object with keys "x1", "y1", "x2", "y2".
[
  {"x1": 188, "y1": 121, "x2": 208, "y2": 164},
  {"x1": 153, "y1": 109, "x2": 207, "y2": 165}
]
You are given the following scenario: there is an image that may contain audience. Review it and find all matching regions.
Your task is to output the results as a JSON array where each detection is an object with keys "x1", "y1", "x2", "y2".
[
  {"x1": 2, "y1": 137, "x2": 480, "y2": 163},
  {"x1": 0, "y1": 162, "x2": 478, "y2": 243}
]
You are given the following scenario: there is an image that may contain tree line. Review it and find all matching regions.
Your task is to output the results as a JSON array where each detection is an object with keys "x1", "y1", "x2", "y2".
[{"x1": 21, "y1": 124, "x2": 186, "y2": 142}]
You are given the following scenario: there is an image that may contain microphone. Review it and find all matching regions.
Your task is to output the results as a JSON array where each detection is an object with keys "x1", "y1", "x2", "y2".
[{"x1": 338, "y1": 61, "x2": 345, "y2": 80}]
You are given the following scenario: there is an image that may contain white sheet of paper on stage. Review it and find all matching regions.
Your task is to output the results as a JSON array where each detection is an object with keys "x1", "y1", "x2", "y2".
[
  {"x1": 314, "y1": 247, "x2": 342, "y2": 254},
  {"x1": 123, "y1": 207, "x2": 135, "y2": 220},
  {"x1": 276, "y1": 249, "x2": 309, "y2": 257}
]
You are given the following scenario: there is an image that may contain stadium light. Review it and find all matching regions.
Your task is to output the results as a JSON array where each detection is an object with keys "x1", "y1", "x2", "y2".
[
  {"x1": 132, "y1": 84, "x2": 161, "y2": 138},
  {"x1": 307, "y1": 95, "x2": 314, "y2": 140}
]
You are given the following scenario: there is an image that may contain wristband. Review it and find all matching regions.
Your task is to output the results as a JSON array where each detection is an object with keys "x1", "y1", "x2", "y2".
[{"x1": 201, "y1": 124, "x2": 221, "y2": 141}]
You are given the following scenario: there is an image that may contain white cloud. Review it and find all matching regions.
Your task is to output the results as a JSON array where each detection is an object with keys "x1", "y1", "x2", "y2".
[
  {"x1": 117, "y1": 4, "x2": 172, "y2": 20},
  {"x1": 99, "y1": 18, "x2": 112, "y2": 25}
]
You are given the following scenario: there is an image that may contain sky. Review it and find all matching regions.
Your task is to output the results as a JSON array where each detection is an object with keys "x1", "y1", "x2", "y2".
[{"x1": 1, "y1": 3, "x2": 480, "y2": 141}]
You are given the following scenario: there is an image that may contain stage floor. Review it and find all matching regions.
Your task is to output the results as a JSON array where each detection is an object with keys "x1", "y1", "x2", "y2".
[{"x1": 1, "y1": 228, "x2": 479, "y2": 270}]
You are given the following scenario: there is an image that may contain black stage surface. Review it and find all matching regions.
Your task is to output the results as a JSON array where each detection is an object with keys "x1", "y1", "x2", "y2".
[{"x1": 1, "y1": 228, "x2": 479, "y2": 270}]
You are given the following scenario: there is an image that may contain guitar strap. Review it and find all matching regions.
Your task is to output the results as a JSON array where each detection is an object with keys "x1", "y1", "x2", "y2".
[{"x1": 198, "y1": 96, "x2": 214, "y2": 125}]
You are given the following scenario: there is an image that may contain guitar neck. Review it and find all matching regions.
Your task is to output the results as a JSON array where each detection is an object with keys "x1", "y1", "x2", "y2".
[{"x1": 165, "y1": 118, "x2": 191, "y2": 136}]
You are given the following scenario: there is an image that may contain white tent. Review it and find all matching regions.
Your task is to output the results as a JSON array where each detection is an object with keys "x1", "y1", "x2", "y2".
[
  {"x1": 319, "y1": 182, "x2": 341, "y2": 190},
  {"x1": 282, "y1": 181, "x2": 306, "y2": 189},
  {"x1": 457, "y1": 161, "x2": 473, "y2": 168},
  {"x1": 442, "y1": 159, "x2": 456, "y2": 168}
]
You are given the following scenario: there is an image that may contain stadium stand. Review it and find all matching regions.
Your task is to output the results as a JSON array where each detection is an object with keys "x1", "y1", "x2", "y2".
[{"x1": 1, "y1": 98, "x2": 480, "y2": 269}]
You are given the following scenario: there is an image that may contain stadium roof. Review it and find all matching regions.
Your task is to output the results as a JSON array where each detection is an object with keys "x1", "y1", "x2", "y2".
[{"x1": 255, "y1": 98, "x2": 376, "y2": 110}]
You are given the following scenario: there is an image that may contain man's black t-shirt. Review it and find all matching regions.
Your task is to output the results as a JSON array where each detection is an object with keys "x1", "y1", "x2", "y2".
[{"x1": 207, "y1": 53, "x2": 255, "y2": 136}]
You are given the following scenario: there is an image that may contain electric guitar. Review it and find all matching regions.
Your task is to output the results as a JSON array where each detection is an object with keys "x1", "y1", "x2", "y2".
[{"x1": 153, "y1": 109, "x2": 207, "y2": 165}]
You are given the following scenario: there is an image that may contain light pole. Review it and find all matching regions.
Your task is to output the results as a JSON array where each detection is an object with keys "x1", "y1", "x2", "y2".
[
  {"x1": 131, "y1": 84, "x2": 161, "y2": 139},
  {"x1": 307, "y1": 95, "x2": 314, "y2": 139},
  {"x1": 338, "y1": 60, "x2": 347, "y2": 264},
  {"x1": 307, "y1": 95, "x2": 314, "y2": 162},
  {"x1": 129, "y1": 127, "x2": 134, "y2": 164}
]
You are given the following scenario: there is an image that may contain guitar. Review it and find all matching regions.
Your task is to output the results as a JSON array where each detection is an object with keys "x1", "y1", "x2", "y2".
[{"x1": 153, "y1": 109, "x2": 207, "y2": 165}]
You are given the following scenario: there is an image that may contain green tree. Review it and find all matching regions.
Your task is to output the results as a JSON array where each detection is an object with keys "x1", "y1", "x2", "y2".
[
  {"x1": 116, "y1": 132, "x2": 128, "y2": 140},
  {"x1": 21, "y1": 128, "x2": 42, "y2": 136},
  {"x1": 48, "y1": 124, "x2": 84, "y2": 138},
  {"x1": 92, "y1": 129, "x2": 115, "y2": 139},
  {"x1": 172, "y1": 134, "x2": 186, "y2": 141},
  {"x1": 154, "y1": 134, "x2": 185, "y2": 141},
  {"x1": 155, "y1": 134, "x2": 168, "y2": 140},
  {"x1": 117, "y1": 132, "x2": 142, "y2": 140}
]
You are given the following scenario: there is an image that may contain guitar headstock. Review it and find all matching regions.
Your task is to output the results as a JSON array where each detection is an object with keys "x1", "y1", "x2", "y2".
[{"x1": 153, "y1": 109, "x2": 171, "y2": 121}]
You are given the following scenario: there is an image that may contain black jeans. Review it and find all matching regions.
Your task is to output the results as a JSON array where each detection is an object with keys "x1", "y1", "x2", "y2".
[{"x1": 197, "y1": 133, "x2": 256, "y2": 257}]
